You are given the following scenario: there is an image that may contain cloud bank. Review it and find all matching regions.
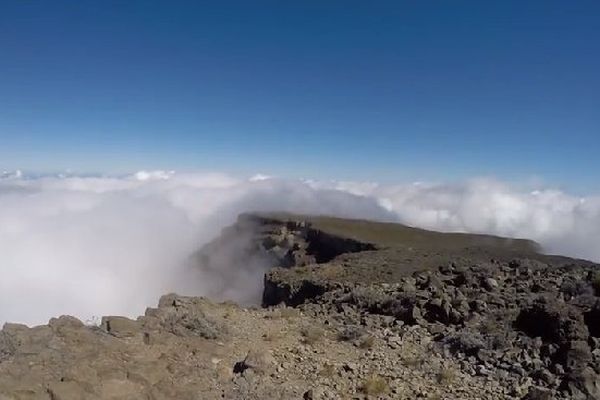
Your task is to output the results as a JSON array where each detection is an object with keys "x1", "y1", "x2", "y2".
[{"x1": 0, "y1": 171, "x2": 598, "y2": 325}]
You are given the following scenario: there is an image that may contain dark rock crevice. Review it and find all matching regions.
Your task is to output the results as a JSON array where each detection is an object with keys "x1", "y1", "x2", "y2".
[{"x1": 304, "y1": 229, "x2": 375, "y2": 264}]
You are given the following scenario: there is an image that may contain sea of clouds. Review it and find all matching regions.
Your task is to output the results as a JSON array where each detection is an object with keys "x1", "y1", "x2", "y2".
[{"x1": 1, "y1": 170, "x2": 599, "y2": 325}]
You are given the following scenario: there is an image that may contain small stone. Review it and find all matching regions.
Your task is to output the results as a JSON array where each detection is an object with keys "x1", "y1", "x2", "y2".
[
  {"x1": 343, "y1": 362, "x2": 357, "y2": 372},
  {"x1": 482, "y1": 278, "x2": 499, "y2": 291},
  {"x1": 475, "y1": 365, "x2": 491, "y2": 376},
  {"x1": 235, "y1": 349, "x2": 275, "y2": 375}
]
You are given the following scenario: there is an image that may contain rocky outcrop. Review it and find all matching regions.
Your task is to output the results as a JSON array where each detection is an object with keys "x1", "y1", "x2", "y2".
[
  {"x1": 196, "y1": 213, "x2": 376, "y2": 273},
  {"x1": 0, "y1": 294, "x2": 233, "y2": 399}
]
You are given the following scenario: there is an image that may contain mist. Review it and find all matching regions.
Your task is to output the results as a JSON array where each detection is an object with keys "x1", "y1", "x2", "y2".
[{"x1": 1, "y1": 171, "x2": 599, "y2": 326}]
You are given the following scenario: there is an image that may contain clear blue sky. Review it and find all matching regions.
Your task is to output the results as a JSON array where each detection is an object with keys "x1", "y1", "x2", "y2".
[{"x1": 0, "y1": 1, "x2": 598, "y2": 190}]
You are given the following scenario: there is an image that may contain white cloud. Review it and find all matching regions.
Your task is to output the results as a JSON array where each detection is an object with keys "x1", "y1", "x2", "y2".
[
  {"x1": 249, "y1": 173, "x2": 272, "y2": 181},
  {"x1": 133, "y1": 170, "x2": 175, "y2": 181},
  {"x1": 0, "y1": 171, "x2": 598, "y2": 326},
  {"x1": 0, "y1": 171, "x2": 390, "y2": 325},
  {"x1": 1, "y1": 169, "x2": 22, "y2": 179},
  {"x1": 346, "y1": 178, "x2": 600, "y2": 262}
]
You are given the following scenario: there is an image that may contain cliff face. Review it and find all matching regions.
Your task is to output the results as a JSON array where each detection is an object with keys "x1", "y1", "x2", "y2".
[
  {"x1": 1, "y1": 213, "x2": 600, "y2": 400},
  {"x1": 191, "y1": 213, "x2": 376, "y2": 305},
  {"x1": 257, "y1": 213, "x2": 545, "y2": 307}
]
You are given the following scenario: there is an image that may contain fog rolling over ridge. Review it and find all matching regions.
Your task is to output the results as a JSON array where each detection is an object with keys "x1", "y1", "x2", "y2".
[{"x1": 0, "y1": 171, "x2": 599, "y2": 326}]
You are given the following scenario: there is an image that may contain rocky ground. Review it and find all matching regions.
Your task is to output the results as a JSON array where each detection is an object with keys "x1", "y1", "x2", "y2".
[{"x1": 1, "y1": 213, "x2": 600, "y2": 399}]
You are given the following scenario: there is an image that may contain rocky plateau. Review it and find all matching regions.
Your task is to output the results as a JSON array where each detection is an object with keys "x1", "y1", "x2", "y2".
[{"x1": 1, "y1": 213, "x2": 600, "y2": 399}]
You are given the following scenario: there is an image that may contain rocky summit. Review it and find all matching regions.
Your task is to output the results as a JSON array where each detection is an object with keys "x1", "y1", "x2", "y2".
[{"x1": 2, "y1": 213, "x2": 600, "y2": 399}]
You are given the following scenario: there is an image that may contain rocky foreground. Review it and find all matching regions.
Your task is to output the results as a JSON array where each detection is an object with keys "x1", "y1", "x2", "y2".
[{"x1": 2, "y1": 214, "x2": 600, "y2": 399}]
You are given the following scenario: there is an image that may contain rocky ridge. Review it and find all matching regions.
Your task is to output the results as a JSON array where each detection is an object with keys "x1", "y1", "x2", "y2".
[{"x1": 1, "y1": 213, "x2": 600, "y2": 399}]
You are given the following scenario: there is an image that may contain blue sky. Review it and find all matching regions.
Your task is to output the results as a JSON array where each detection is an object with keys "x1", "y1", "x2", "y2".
[{"x1": 0, "y1": 1, "x2": 598, "y2": 190}]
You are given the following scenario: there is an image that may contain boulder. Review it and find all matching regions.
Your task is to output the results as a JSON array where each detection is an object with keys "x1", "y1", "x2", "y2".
[{"x1": 234, "y1": 349, "x2": 275, "y2": 375}]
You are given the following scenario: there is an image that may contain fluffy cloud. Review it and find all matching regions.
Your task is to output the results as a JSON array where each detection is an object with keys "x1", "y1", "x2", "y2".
[
  {"x1": 0, "y1": 171, "x2": 598, "y2": 325},
  {"x1": 0, "y1": 172, "x2": 390, "y2": 325}
]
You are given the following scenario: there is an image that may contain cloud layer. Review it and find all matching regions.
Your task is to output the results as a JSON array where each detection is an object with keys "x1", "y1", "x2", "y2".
[
  {"x1": 319, "y1": 179, "x2": 600, "y2": 262},
  {"x1": 0, "y1": 171, "x2": 598, "y2": 325}
]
